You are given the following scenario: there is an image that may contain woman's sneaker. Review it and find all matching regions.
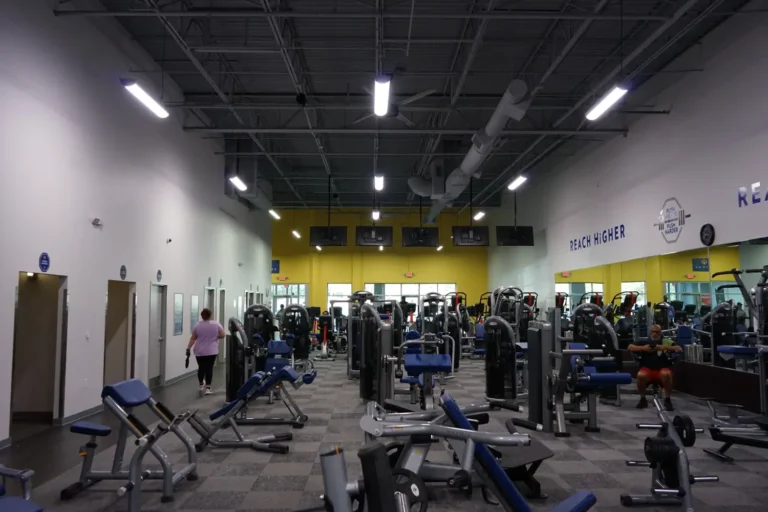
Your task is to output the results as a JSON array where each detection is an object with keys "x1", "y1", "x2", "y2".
[{"x1": 205, "y1": 386, "x2": 213, "y2": 395}]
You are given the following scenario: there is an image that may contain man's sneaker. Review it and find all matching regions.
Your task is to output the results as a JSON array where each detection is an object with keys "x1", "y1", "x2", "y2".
[
  {"x1": 198, "y1": 384, "x2": 205, "y2": 392},
  {"x1": 664, "y1": 397, "x2": 674, "y2": 411},
  {"x1": 636, "y1": 396, "x2": 648, "y2": 409},
  {"x1": 205, "y1": 387, "x2": 213, "y2": 395}
]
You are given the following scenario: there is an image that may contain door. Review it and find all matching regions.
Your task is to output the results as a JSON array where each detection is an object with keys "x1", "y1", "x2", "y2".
[
  {"x1": 104, "y1": 281, "x2": 135, "y2": 385},
  {"x1": 148, "y1": 284, "x2": 167, "y2": 389},
  {"x1": 205, "y1": 287, "x2": 216, "y2": 311},
  {"x1": 218, "y1": 289, "x2": 226, "y2": 361},
  {"x1": 11, "y1": 272, "x2": 68, "y2": 439}
]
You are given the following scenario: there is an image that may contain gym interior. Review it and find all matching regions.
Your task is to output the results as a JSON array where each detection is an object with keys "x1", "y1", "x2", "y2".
[{"x1": 2, "y1": 1, "x2": 768, "y2": 511}]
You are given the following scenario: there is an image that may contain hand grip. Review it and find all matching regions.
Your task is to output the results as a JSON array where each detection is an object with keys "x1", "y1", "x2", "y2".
[
  {"x1": 511, "y1": 418, "x2": 543, "y2": 432},
  {"x1": 487, "y1": 399, "x2": 522, "y2": 413}
]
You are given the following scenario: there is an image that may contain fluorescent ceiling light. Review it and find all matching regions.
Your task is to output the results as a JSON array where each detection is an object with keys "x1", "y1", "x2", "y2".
[
  {"x1": 374, "y1": 175, "x2": 385, "y2": 191},
  {"x1": 26, "y1": 272, "x2": 34, "y2": 277},
  {"x1": 585, "y1": 85, "x2": 628, "y2": 121},
  {"x1": 507, "y1": 175, "x2": 527, "y2": 191},
  {"x1": 436, "y1": 245, "x2": 444, "y2": 252},
  {"x1": 316, "y1": 245, "x2": 322, "y2": 251},
  {"x1": 379, "y1": 245, "x2": 384, "y2": 252},
  {"x1": 374, "y1": 75, "x2": 390, "y2": 117},
  {"x1": 121, "y1": 79, "x2": 169, "y2": 119},
  {"x1": 292, "y1": 230, "x2": 301, "y2": 239},
  {"x1": 229, "y1": 175, "x2": 247, "y2": 191},
  {"x1": 473, "y1": 211, "x2": 485, "y2": 221},
  {"x1": 268, "y1": 209, "x2": 281, "y2": 220},
  {"x1": 372, "y1": 208, "x2": 381, "y2": 221}
]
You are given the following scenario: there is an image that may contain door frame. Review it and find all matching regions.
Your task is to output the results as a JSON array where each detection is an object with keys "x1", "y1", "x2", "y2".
[
  {"x1": 148, "y1": 283, "x2": 168, "y2": 389},
  {"x1": 53, "y1": 276, "x2": 68, "y2": 423}
]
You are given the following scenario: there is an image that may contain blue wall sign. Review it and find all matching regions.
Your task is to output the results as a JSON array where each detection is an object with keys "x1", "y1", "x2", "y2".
[
  {"x1": 39, "y1": 252, "x2": 50, "y2": 272},
  {"x1": 569, "y1": 224, "x2": 626, "y2": 252},
  {"x1": 157, "y1": 270, "x2": 162, "y2": 282},
  {"x1": 692, "y1": 258, "x2": 709, "y2": 272},
  {"x1": 738, "y1": 182, "x2": 768, "y2": 208},
  {"x1": 272, "y1": 259, "x2": 280, "y2": 274}
]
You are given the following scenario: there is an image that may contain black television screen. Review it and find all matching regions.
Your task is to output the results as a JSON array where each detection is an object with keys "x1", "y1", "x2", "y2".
[
  {"x1": 496, "y1": 226, "x2": 534, "y2": 246},
  {"x1": 401, "y1": 227, "x2": 439, "y2": 247},
  {"x1": 356, "y1": 226, "x2": 393, "y2": 246},
  {"x1": 452, "y1": 226, "x2": 490, "y2": 246},
  {"x1": 309, "y1": 226, "x2": 348, "y2": 246}
]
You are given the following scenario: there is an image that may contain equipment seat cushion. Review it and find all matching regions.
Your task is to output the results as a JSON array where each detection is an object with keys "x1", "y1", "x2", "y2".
[
  {"x1": 70, "y1": 421, "x2": 112, "y2": 437},
  {"x1": 577, "y1": 367, "x2": 631, "y2": 387},
  {"x1": 0, "y1": 497, "x2": 45, "y2": 512},
  {"x1": 101, "y1": 379, "x2": 152, "y2": 407},
  {"x1": 400, "y1": 376, "x2": 418, "y2": 385},
  {"x1": 236, "y1": 372, "x2": 266, "y2": 400},
  {"x1": 441, "y1": 394, "x2": 595, "y2": 512},
  {"x1": 265, "y1": 358, "x2": 291, "y2": 371},
  {"x1": 268, "y1": 340, "x2": 292, "y2": 355},
  {"x1": 475, "y1": 324, "x2": 485, "y2": 340},
  {"x1": 403, "y1": 353, "x2": 452, "y2": 375},
  {"x1": 718, "y1": 345, "x2": 758, "y2": 355},
  {"x1": 302, "y1": 369, "x2": 318, "y2": 385},
  {"x1": 258, "y1": 366, "x2": 300, "y2": 394}
]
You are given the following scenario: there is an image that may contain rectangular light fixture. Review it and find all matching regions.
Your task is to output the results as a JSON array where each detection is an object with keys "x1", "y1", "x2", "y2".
[
  {"x1": 229, "y1": 175, "x2": 247, "y2": 191},
  {"x1": 585, "y1": 85, "x2": 628, "y2": 121},
  {"x1": 374, "y1": 175, "x2": 384, "y2": 191},
  {"x1": 436, "y1": 245, "x2": 444, "y2": 252},
  {"x1": 268, "y1": 209, "x2": 281, "y2": 220},
  {"x1": 507, "y1": 175, "x2": 527, "y2": 191},
  {"x1": 26, "y1": 272, "x2": 34, "y2": 277},
  {"x1": 292, "y1": 230, "x2": 301, "y2": 239},
  {"x1": 372, "y1": 208, "x2": 381, "y2": 221},
  {"x1": 374, "y1": 76, "x2": 390, "y2": 117},
  {"x1": 379, "y1": 245, "x2": 384, "y2": 252},
  {"x1": 473, "y1": 211, "x2": 486, "y2": 221},
  {"x1": 121, "y1": 79, "x2": 169, "y2": 119},
  {"x1": 316, "y1": 245, "x2": 322, "y2": 251}
]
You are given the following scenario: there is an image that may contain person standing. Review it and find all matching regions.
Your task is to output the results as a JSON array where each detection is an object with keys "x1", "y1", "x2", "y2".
[{"x1": 186, "y1": 308, "x2": 225, "y2": 395}]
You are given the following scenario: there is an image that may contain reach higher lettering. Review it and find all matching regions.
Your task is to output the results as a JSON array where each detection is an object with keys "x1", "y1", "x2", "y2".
[{"x1": 570, "y1": 225, "x2": 626, "y2": 252}]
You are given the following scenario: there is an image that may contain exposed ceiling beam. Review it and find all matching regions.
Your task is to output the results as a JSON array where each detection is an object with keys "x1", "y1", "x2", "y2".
[
  {"x1": 215, "y1": 152, "x2": 525, "y2": 157},
  {"x1": 186, "y1": 127, "x2": 627, "y2": 136},
  {"x1": 55, "y1": 9, "x2": 672, "y2": 21}
]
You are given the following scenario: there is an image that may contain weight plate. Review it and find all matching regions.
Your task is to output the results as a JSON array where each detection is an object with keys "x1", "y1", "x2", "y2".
[
  {"x1": 644, "y1": 436, "x2": 678, "y2": 465},
  {"x1": 392, "y1": 468, "x2": 429, "y2": 512},
  {"x1": 673, "y1": 414, "x2": 697, "y2": 447}
]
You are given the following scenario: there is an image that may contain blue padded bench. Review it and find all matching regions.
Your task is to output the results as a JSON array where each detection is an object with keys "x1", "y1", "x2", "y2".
[
  {"x1": 209, "y1": 371, "x2": 266, "y2": 421},
  {"x1": 718, "y1": 345, "x2": 758, "y2": 356},
  {"x1": 70, "y1": 421, "x2": 112, "y2": 437},
  {"x1": 475, "y1": 324, "x2": 485, "y2": 340},
  {"x1": 268, "y1": 340, "x2": 292, "y2": 355},
  {"x1": 0, "y1": 497, "x2": 45, "y2": 512},
  {"x1": 101, "y1": 379, "x2": 152, "y2": 407},
  {"x1": 403, "y1": 353, "x2": 452, "y2": 375},
  {"x1": 441, "y1": 394, "x2": 596, "y2": 512},
  {"x1": 568, "y1": 343, "x2": 631, "y2": 389}
]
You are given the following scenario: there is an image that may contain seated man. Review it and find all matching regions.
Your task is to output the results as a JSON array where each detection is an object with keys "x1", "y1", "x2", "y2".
[{"x1": 628, "y1": 324, "x2": 682, "y2": 411}]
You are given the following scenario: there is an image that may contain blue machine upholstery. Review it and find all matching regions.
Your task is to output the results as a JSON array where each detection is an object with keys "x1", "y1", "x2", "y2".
[
  {"x1": 400, "y1": 376, "x2": 419, "y2": 385},
  {"x1": 258, "y1": 366, "x2": 300, "y2": 395},
  {"x1": 568, "y1": 343, "x2": 631, "y2": 389},
  {"x1": 209, "y1": 372, "x2": 266, "y2": 421},
  {"x1": 268, "y1": 340, "x2": 292, "y2": 355},
  {"x1": 403, "y1": 353, "x2": 452, "y2": 375},
  {"x1": 676, "y1": 326, "x2": 693, "y2": 346},
  {"x1": 101, "y1": 379, "x2": 152, "y2": 407},
  {"x1": 718, "y1": 345, "x2": 758, "y2": 355},
  {"x1": 380, "y1": 314, "x2": 390, "y2": 321},
  {"x1": 475, "y1": 324, "x2": 485, "y2": 340},
  {"x1": 0, "y1": 497, "x2": 44, "y2": 512},
  {"x1": 265, "y1": 357, "x2": 291, "y2": 371},
  {"x1": 441, "y1": 394, "x2": 595, "y2": 512},
  {"x1": 405, "y1": 331, "x2": 421, "y2": 340},
  {"x1": 302, "y1": 370, "x2": 318, "y2": 385},
  {"x1": 70, "y1": 421, "x2": 112, "y2": 437}
]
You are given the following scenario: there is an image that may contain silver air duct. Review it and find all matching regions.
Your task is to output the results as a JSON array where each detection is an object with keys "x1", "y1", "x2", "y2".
[{"x1": 420, "y1": 80, "x2": 530, "y2": 223}]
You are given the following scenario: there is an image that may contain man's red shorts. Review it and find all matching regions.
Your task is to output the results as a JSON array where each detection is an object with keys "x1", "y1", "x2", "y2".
[{"x1": 639, "y1": 368, "x2": 672, "y2": 383}]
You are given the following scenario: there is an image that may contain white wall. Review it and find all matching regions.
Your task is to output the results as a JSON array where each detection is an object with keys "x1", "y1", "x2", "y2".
[
  {"x1": 489, "y1": 1, "x2": 768, "y2": 305},
  {"x1": 0, "y1": 1, "x2": 272, "y2": 441}
]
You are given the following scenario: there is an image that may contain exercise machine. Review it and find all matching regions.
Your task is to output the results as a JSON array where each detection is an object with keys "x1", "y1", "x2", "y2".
[
  {"x1": 361, "y1": 396, "x2": 597, "y2": 512},
  {"x1": 313, "y1": 314, "x2": 336, "y2": 362},
  {"x1": 332, "y1": 290, "x2": 374, "y2": 379},
  {"x1": 621, "y1": 397, "x2": 717, "y2": 508},
  {"x1": 0, "y1": 465, "x2": 42, "y2": 512},
  {"x1": 704, "y1": 395, "x2": 768, "y2": 462},
  {"x1": 359, "y1": 302, "x2": 396, "y2": 404},
  {"x1": 61, "y1": 379, "x2": 198, "y2": 503},
  {"x1": 389, "y1": 333, "x2": 452, "y2": 411}
]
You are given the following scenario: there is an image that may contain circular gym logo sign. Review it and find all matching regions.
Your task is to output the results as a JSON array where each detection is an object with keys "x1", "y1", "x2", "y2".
[{"x1": 654, "y1": 197, "x2": 691, "y2": 243}]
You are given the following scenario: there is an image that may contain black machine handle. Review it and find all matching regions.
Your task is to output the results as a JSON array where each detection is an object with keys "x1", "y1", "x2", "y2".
[
  {"x1": 487, "y1": 398, "x2": 522, "y2": 413},
  {"x1": 358, "y1": 442, "x2": 398, "y2": 512},
  {"x1": 510, "y1": 418, "x2": 544, "y2": 432},
  {"x1": 744, "y1": 268, "x2": 766, "y2": 274},
  {"x1": 711, "y1": 268, "x2": 742, "y2": 278},
  {"x1": 715, "y1": 284, "x2": 740, "y2": 292}
]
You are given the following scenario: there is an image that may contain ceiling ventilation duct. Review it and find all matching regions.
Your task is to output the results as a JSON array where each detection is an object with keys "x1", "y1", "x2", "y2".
[
  {"x1": 414, "y1": 80, "x2": 530, "y2": 223},
  {"x1": 408, "y1": 158, "x2": 445, "y2": 199}
]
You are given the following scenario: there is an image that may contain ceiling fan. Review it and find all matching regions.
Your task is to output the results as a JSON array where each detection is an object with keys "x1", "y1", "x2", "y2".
[{"x1": 353, "y1": 81, "x2": 437, "y2": 127}]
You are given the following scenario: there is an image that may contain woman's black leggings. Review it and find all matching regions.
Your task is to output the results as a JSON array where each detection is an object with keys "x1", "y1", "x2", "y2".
[{"x1": 195, "y1": 355, "x2": 217, "y2": 386}]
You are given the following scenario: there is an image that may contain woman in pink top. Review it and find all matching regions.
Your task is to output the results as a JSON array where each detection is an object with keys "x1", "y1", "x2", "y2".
[{"x1": 186, "y1": 308, "x2": 225, "y2": 395}]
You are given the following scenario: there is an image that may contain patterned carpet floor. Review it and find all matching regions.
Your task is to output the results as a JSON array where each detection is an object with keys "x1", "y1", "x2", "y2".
[{"x1": 25, "y1": 358, "x2": 768, "y2": 511}]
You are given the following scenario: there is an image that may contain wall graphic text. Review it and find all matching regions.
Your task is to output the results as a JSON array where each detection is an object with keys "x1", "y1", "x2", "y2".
[{"x1": 570, "y1": 225, "x2": 626, "y2": 252}]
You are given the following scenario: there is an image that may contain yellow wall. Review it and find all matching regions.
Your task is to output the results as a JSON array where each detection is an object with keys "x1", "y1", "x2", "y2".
[
  {"x1": 271, "y1": 210, "x2": 489, "y2": 306},
  {"x1": 552, "y1": 246, "x2": 740, "y2": 304}
]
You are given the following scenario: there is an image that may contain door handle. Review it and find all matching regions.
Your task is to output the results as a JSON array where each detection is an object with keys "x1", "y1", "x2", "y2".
[{"x1": 158, "y1": 338, "x2": 164, "y2": 343}]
